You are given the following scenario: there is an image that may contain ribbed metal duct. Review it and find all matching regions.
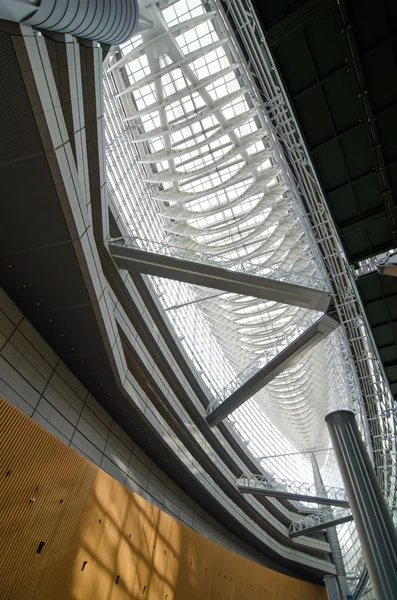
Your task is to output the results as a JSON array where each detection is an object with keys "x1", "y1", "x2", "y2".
[{"x1": 0, "y1": 0, "x2": 150, "y2": 44}]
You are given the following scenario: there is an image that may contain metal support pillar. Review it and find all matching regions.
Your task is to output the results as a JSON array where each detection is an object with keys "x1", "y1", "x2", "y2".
[
  {"x1": 325, "y1": 410, "x2": 397, "y2": 600},
  {"x1": 311, "y1": 454, "x2": 349, "y2": 600},
  {"x1": 109, "y1": 242, "x2": 331, "y2": 311},
  {"x1": 324, "y1": 575, "x2": 341, "y2": 600},
  {"x1": 207, "y1": 315, "x2": 339, "y2": 426}
]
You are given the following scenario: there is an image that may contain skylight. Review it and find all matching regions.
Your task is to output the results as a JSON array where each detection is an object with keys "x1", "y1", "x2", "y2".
[
  {"x1": 105, "y1": 0, "x2": 351, "y2": 449},
  {"x1": 103, "y1": 0, "x2": 375, "y2": 590}
]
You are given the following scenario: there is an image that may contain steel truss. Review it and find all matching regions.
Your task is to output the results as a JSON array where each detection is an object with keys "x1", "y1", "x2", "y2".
[
  {"x1": 213, "y1": 0, "x2": 396, "y2": 516},
  {"x1": 206, "y1": 315, "x2": 339, "y2": 425},
  {"x1": 237, "y1": 474, "x2": 349, "y2": 507},
  {"x1": 289, "y1": 507, "x2": 353, "y2": 539},
  {"x1": 106, "y1": 0, "x2": 356, "y2": 454},
  {"x1": 103, "y1": 1, "x2": 396, "y2": 594}
]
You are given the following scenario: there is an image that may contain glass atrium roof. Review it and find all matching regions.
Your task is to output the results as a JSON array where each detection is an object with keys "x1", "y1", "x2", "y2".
[
  {"x1": 102, "y1": 0, "x2": 390, "y2": 593},
  {"x1": 104, "y1": 0, "x2": 359, "y2": 456}
]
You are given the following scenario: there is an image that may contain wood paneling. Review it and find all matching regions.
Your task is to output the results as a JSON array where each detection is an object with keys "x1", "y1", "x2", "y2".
[{"x1": 0, "y1": 396, "x2": 327, "y2": 600}]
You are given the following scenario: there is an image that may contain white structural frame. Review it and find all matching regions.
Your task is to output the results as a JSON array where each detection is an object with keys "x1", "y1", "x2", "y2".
[
  {"x1": 213, "y1": 1, "x2": 397, "y2": 592},
  {"x1": 288, "y1": 507, "x2": 353, "y2": 539},
  {"x1": 214, "y1": 0, "x2": 397, "y2": 515},
  {"x1": 105, "y1": 0, "x2": 354, "y2": 455},
  {"x1": 102, "y1": 0, "x2": 396, "y2": 595},
  {"x1": 237, "y1": 474, "x2": 349, "y2": 507},
  {"x1": 109, "y1": 238, "x2": 331, "y2": 310}
]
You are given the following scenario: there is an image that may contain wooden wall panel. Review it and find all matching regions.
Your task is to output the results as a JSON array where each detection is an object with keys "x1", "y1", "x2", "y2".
[{"x1": 0, "y1": 396, "x2": 327, "y2": 600}]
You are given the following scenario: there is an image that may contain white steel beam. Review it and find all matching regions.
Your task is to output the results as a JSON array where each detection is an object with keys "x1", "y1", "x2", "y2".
[
  {"x1": 109, "y1": 242, "x2": 331, "y2": 311},
  {"x1": 206, "y1": 315, "x2": 339, "y2": 426}
]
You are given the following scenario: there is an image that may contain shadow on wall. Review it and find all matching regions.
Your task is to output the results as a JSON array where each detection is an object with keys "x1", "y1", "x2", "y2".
[
  {"x1": 0, "y1": 396, "x2": 327, "y2": 600},
  {"x1": 71, "y1": 480, "x2": 186, "y2": 599}
]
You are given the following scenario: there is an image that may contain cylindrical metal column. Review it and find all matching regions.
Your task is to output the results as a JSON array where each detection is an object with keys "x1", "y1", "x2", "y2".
[
  {"x1": 324, "y1": 575, "x2": 341, "y2": 600},
  {"x1": 326, "y1": 409, "x2": 397, "y2": 600},
  {"x1": 311, "y1": 453, "x2": 348, "y2": 600}
]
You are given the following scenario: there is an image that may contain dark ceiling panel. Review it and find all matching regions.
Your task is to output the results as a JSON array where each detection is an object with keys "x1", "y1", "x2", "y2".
[
  {"x1": 388, "y1": 162, "x2": 397, "y2": 203},
  {"x1": 312, "y1": 140, "x2": 349, "y2": 191},
  {"x1": 274, "y1": 34, "x2": 318, "y2": 95},
  {"x1": 362, "y1": 43, "x2": 397, "y2": 115},
  {"x1": 327, "y1": 185, "x2": 359, "y2": 223},
  {"x1": 347, "y1": 0, "x2": 390, "y2": 53},
  {"x1": 365, "y1": 219, "x2": 394, "y2": 255},
  {"x1": 352, "y1": 173, "x2": 383, "y2": 214},
  {"x1": 251, "y1": 0, "x2": 397, "y2": 394},
  {"x1": 255, "y1": 0, "x2": 310, "y2": 28},
  {"x1": 0, "y1": 139, "x2": 70, "y2": 257},
  {"x1": 0, "y1": 242, "x2": 91, "y2": 316},
  {"x1": 321, "y1": 69, "x2": 360, "y2": 133},
  {"x1": 304, "y1": 10, "x2": 345, "y2": 77},
  {"x1": 253, "y1": 0, "x2": 397, "y2": 263},
  {"x1": 380, "y1": 344, "x2": 397, "y2": 366},
  {"x1": 386, "y1": 1, "x2": 397, "y2": 35},
  {"x1": 342, "y1": 215, "x2": 392, "y2": 262},
  {"x1": 376, "y1": 105, "x2": 397, "y2": 164},
  {"x1": 372, "y1": 323, "x2": 396, "y2": 348},
  {"x1": 339, "y1": 128, "x2": 373, "y2": 181},
  {"x1": 294, "y1": 85, "x2": 335, "y2": 146},
  {"x1": 0, "y1": 28, "x2": 43, "y2": 165},
  {"x1": 31, "y1": 305, "x2": 105, "y2": 359},
  {"x1": 341, "y1": 230, "x2": 370, "y2": 262},
  {"x1": 356, "y1": 272, "x2": 382, "y2": 301},
  {"x1": 0, "y1": 29, "x2": 70, "y2": 256},
  {"x1": 357, "y1": 271, "x2": 397, "y2": 399}
]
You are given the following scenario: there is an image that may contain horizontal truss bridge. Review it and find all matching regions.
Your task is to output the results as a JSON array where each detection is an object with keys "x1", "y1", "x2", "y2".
[
  {"x1": 237, "y1": 475, "x2": 349, "y2": 508},
  {"x1": 289, "y1": 507, "x2": 353, "y2": 538}
]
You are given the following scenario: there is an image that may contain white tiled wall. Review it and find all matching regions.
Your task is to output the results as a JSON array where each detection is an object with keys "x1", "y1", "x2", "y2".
[{"x1": 0, "y1": 286, "x2": 266, "y2": 565}]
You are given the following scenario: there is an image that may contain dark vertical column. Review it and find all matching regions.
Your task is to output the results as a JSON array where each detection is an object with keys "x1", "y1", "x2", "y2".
[
  {"x1": 325, "y1": 409, "x2": 397, "y2": 600},
  {"x1": 311, "y1": 454, "x2": 348, "y2": 599},
  {"x1": 324, "y1": 575, "x2": 341, "y2": 600}
]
